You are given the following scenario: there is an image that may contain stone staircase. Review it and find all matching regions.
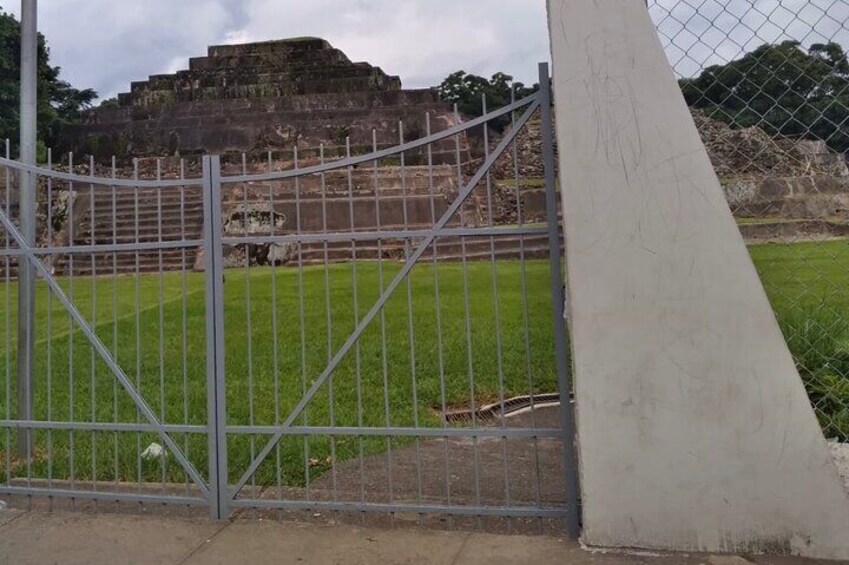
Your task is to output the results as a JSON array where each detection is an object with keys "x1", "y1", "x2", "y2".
[
  {"x1": 293, "y1": 233, "x2": 556, "y2": 265},
  {"x1": 0, "y1": 157, "x2": 554, "y2": 279},
  {"x1": 221, "y1": 162, "x2": 555, "y2": 266},
  {"x1": 56, "y1": 185, "x2": 204, "y2": 276}
]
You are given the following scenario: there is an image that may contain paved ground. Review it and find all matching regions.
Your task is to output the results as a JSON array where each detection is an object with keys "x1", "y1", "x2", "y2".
[
  {"x1": 253, "y1": 404, "x2": 571, "y2": 535},
  {"x1": 1, "y1": 405, "x2": 846, "y2": 563},
  {"x1": 0, "y1": 509, "x2": 838, "y2": 565},
  {"x1": 0, "y1": 406, "x2": 571, "y2": 535}
]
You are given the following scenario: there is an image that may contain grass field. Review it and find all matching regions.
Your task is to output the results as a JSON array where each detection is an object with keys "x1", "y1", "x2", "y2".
[
  {"x1": 750, "y1": 240, "x2": 849, "y2": 440},
  {"x1": 0, "y1": 259, "x2": 559, "y2": 486},
  {"x1": 0, "y1": 240, "x2": 846, "y2": 489}
]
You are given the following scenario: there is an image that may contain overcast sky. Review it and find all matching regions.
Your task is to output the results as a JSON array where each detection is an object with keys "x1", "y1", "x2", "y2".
[{"x1": 2, "y1": 0, "x2": 847, "y2": 102}]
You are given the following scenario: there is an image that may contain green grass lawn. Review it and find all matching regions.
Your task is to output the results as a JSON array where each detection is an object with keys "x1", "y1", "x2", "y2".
[
  {"x1": 750, "y1": 240, "x2": 849, "y2": 440},
  {"x1": 0, "y1": 259, "x2": 559, "y2": 487},
  {"x1": 0, "y1": 240, "x2": 846, "y2": 490}
]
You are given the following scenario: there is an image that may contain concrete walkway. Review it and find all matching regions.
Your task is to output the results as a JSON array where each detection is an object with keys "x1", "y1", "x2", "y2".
[{"x1": 0, "y1": 509, "x2": 837, "y2": 564}]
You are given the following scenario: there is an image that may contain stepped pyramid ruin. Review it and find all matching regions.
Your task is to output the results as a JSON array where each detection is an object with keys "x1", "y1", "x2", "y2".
[
  {"x1": 63, "y1": 37, "x2": 459, "y2": 162},
  {"x1": 39, "y1": 38, "x2": 553, "y2": 276}
]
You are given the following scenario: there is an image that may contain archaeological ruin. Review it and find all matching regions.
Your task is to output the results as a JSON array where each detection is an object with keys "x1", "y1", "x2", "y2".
[
  {"x1": 27, "y1": 38, "x2": 552, "y2": 276},
  {"x1": 1, "y1": 37, "x2": 846, "y2": 278},
  {"x1": 62, "y1": 38, "x2": 459, "y2": 161}
]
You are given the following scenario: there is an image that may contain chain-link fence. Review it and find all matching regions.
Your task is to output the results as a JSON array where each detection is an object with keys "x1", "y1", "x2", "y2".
[{"x1": 650, "y1": 0, "x2": 849, "y2": 447}]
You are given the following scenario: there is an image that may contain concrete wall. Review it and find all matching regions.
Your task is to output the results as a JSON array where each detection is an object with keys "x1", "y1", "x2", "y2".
[{"x1": 547, "y1": 0, "x2": 849, "y2": 559}]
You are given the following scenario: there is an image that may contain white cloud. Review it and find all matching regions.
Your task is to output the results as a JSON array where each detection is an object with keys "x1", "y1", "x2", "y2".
[
  {"x1": 5, "y1": 0, "x2": 246, "y2": 97},
  {"x1": 650, "y1": 0, "x2": 849, "y2": 77},
  {"x1": 203, "y1": 0, "x2": 550, "y2": 88},
  {"x1": 4, "y1": 0, "x2": 549, "y2": 98},
  {"x1": 3, "y1": 0, "x2": 847, "y2": 99}
]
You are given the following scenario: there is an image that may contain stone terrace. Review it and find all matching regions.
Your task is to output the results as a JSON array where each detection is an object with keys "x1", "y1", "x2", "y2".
[
  {"x1": 62, "y1": 37, "x2": 460, "y2": 166},
  {"x1": 25, "y1": 38, "x2": 553, "y2": 277}
]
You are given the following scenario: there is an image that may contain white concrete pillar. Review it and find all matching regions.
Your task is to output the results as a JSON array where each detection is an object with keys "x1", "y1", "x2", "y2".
[{"x1": 547, "y1": 0, "x2": 849, "y2": 559}]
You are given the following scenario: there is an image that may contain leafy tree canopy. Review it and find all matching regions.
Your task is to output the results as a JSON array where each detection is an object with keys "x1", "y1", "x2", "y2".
[
  {"x1": 0, "y1": 7, "x2": 97, "y2": 156},
  {"x1": 437, "y1": 71, "x2": 538, "y2": 130},
  {"x1": 681, "y1": 40, "x2": 849, "y2": 153}
]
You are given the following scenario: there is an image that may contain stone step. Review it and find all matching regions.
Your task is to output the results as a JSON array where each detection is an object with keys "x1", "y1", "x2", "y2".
[
  {"x1": 151, "y1": 99, "x2": 448, "y2": 124},
  {"x1": 73, "y1": 194, "x2": 203, "y2": 209},
  {"x1": 112, "y1": 88, "x2": 441, "y2": 120},
  {"x1": 72, "y1": 228, "x2": 203, "y2": 243},
  {"x1": 82, "y1": 187, "x2": 203, "y2": 198},
  {"x1": 218, "y1": 163, "x2": 457, "y2": 178},
  {"x1": 251, "y1": 233, "x2": 555, "y2": 263},
  {"x1": 68, "y1": 168, "x2": 459, "y2": 195},
  {"x1": 90, "y1": 205, "x2": 202, "y2": 220},
  {"x1": 0, "y1": 232, "x2": 557, "y2": 278},
  {"x1": 226, "y1": 142, "x2": 462, "y2": 160},
  {"x1": 224, "y1": 183, "x2": 458, "y2": 199},
  {"x1": 81, "y1": 191, "x2": 203, "y2": 204},
  {"x1": 85, "y1": 205, "x2": 205, "y2": 221},
  {"x1": 736, "y1": 219, "x2": 849, "y2": 241},
  {"x1": 131, "y1": 69, "x2": 404, "y2": 105},
  {"x1": 175, "y1": 65, "x2": 394, "y2": 90},
  {"x1": 61, "y1": 249, "x2": 199, "y2": 276},
  {"x1": 80, "y1": 194, "x2": 459, "y2": 221},
  {"x1": 210, "y1": 54, "x2": 370, "y2": 71},
  {"x1": 189, "y1": 48, "x2": 350, "y2": 72},
  {"x1": 76, "y1": 216, "x2": 202, "y2": 234},
  {"x1": 207, "y1": 38, "x2": 335, "y2": 58},
  {"x1": 294, "y1": 238, "x2": 555, "y2": 265},
  {"x1": 82, "y1": 213, "x2": 196, "y2": 230},
  {"x1": 151, "y1": 58, "x2": 376, "y2": 85}
]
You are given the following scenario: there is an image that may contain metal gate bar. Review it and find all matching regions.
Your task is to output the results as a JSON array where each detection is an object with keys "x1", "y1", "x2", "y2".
[
  {"x1": 0, "y1": 194, "x2": 209, "y2": 497},
  {"x1": 0, "y1": 66, "x2": 579, "y2": 532},
  {"x1": 203, "y1": 154, "x2": 228, "y2": 520},
  {"x1": 539, "y1": 62, "x2": 580, "y2": 539},
  {"x1": 227, "y1": 96, "x2": 542, "y2": 498}
]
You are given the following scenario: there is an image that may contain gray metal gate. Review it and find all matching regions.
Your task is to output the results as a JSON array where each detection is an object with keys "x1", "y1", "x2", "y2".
[{"x1": 0, "y1": 64, "x2": 578, "y2": 534}]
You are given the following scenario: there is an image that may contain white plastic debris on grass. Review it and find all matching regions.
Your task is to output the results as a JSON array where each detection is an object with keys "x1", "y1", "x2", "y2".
[
  {"x1": 141, "y1": 442, "x2": 167, "y2": 461},
  {"x1": 0, "y1": 500, "x2": 7, "y2": 510}
]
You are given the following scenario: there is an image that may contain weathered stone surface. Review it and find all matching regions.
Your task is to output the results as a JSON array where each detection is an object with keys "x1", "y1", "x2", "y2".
[
  {"x1": 61, "y1": 38, "x2": 459, "y2": 162},
  {"x1": 693, "y1": 110, "x2": 849, "y2": 179},
  {"x1": 738, "y1": 219, "x2": 849, "y2": 242},
  {"x1": 724, "y1": 175, "x2": 849, "y2": 219},
  {"x1": 490, "y1": 109, "x2": 849, "y2": 227}
]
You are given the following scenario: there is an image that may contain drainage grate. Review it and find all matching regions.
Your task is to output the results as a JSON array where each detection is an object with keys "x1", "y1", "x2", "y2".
[{"x1": 442, "y1": 392, "x2": 563, "y2": 424}]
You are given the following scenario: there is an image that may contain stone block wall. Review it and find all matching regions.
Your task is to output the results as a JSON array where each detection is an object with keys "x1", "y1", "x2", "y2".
[{"x1": 61, "y1": 38, "x2": 459, "y2": 164}]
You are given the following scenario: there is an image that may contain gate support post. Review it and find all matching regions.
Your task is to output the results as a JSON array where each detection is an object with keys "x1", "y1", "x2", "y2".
[
  {"x1": 539, "y1": 62, "x2": 580, "y2": 539},
  {"x1": 203, "y1": 155, "x2": 229, "y2": 520},
  {"x1": 16, "y1": 0, "x2": 37, "y2": 460},
  {"x1": 547, "y1": 0, "x2": 849, "y2": 558}
]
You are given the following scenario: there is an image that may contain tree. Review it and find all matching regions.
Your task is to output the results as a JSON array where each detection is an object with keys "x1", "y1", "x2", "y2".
[
  {"x1": 681, "y1": 40, "x2": 849, "y2": 153},
  {"x1": 0, "y1": 7, "x2": 96, "y2": 157},
  {"x1": 437, "y1": 71, "x2": 538, "y2": 130},
  {"x1": 97, "y1": 97, "x2": 119, "y2": 109}
]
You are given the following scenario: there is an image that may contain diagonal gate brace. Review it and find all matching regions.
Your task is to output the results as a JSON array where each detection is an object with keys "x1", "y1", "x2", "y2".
[
  {"x1": 0, "y1": 205, "x2": 210, "y2": 497},
  {"x1": 229, "y1": 95, "x2": 542, "y2": 498}
]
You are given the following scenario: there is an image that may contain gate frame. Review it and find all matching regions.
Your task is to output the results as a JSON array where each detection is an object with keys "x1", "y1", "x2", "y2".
[
  {"x1": 207, "y1": 63, "x2": 580, "y2": 533},
  {"x1": 0, "y1": 63, "x2": 579, "y2": 533},
  {"x1": 203, "y1": 154, "x2": 229, "y2": 520},
  {"x1": 0, "y1": 162, "x2": 212, "y2": 506},
  {"x1": 539, "y1": 62, "x2": 580, "y2": 538}
]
